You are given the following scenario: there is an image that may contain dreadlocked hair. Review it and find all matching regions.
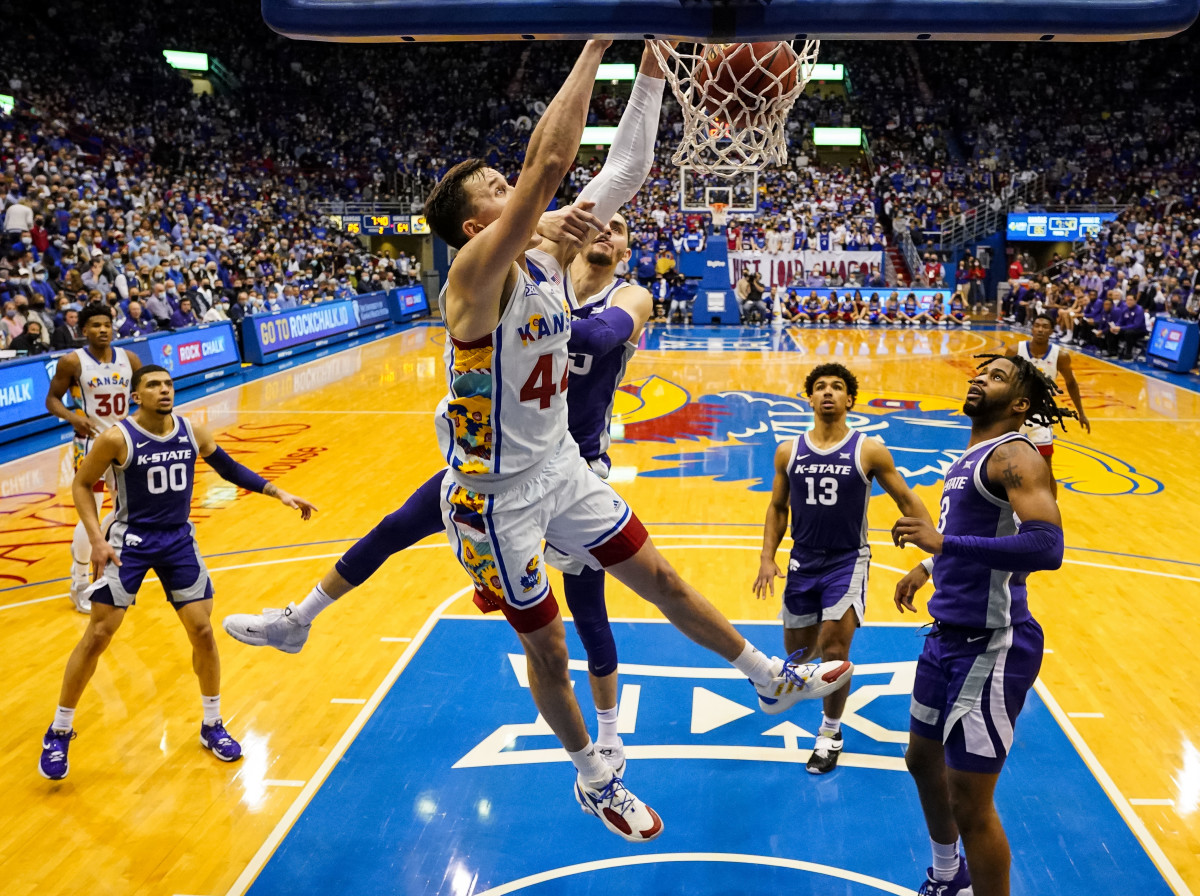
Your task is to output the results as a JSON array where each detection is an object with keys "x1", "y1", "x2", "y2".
[{"x1": 974, "y1": 353, "x2": 1078, "y2": 432}]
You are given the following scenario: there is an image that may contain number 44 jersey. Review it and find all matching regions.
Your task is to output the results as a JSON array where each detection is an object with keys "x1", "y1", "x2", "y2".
[
  {"x1": 435, "y1": 248, "x2": 573, "y2": 493},
  {"x1": 786, "y1": 429, "x2": 872, "y2": 552}
]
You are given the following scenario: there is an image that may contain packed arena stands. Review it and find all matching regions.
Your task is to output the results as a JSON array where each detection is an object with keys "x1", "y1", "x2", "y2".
[{"x1": 2, "y1": 1, "x2": 1198, "y2": 336}]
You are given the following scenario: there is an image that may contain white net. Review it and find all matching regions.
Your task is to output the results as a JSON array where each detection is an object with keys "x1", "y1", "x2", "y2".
[
  {"x1": 650, "y1": 40, "x2": 820, "y2": 178},
  {"x1": 708, "y1": 202, "x2": 729, "y2": 228}
]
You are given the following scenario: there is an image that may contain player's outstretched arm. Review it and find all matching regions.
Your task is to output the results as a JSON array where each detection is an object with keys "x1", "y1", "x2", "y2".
[
  {"x1": 447, "y1": 40, "x2": 609, "y2": 324},
  {"x1": 193, "y1": 422, "x2": 318, "y2": 520},
  {"x1": 46, "y1": 353, "x2": 96, "y2": 439},
  {"x1": 863, "y1": 438, "x2": 932, "y2": 524},
  {"x1": 1058, "y1": 351, "x2": 1091, "y2": 433},
  {"x1": 72, "y1": 428, "x2": 126, "y2": 577},
  {"x1": 753, "y1": 441, "x2": 793, "y2": 600}
]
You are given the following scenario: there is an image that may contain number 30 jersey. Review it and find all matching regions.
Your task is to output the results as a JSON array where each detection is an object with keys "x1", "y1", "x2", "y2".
[
  {"x1": 436, "y1": 248, "x2": 573, "y2": 493},
  {"x1": 787, "y1": 429, "x2": 872, "y2": 552},
  {"x1": 74, "y1": 346, "x2": 134, "y2": 433},
  {"x1": 110, "y1": 414, "x2": 199, "y2": 528}
]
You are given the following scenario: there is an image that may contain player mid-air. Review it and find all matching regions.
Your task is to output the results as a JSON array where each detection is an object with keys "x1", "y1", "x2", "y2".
[
  {"x1": 754, "y1": 363, "x2": 932, "y2": 773},
  {"x1": 37, "y1": 365, "x2": 316, "y2": 780},
  {"x1": 1005, "y1": 312, "x2": 1091, "y2": 493},
  {"x1": 243, "y1": 40, "x2": 851, "y2": 843},
  {"x1": 226, "y1": 44, "x2": 667, "y2": 779},
  {"x1": 45, "y1": 304, "x2": 143, "y2": 614},
  {"x1": 892, "y1": 354, "x2": 1072, "y2": 896}
]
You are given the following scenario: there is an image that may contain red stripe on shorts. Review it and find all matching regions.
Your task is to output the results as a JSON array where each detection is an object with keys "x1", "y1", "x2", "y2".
[{"x1": 589, "y1": 512, "x2": 649, "y2": 568}]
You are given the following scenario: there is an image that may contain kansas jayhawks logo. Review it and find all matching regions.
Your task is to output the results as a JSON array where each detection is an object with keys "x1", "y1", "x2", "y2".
[
  {"x1": 519, "y1": 557, "x2": 542, "y2": 593},
  {"x1": 615, "y1": 377, "x2": 1161, "y2": 497}
]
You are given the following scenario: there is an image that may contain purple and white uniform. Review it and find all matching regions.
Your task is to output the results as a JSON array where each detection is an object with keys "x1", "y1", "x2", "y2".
[
  {"x1": 88, "y1": 414, "x2": 213, "y2": 608},
  {"x1": 567, "y1": 278, "x2": 638, "y2": 475},
  {"x1": 781, "y1": 429, "x2": 872, "y2": 628},
  {"x1": 909, "y1": 431, "x2": 1045, "y2": 773}
]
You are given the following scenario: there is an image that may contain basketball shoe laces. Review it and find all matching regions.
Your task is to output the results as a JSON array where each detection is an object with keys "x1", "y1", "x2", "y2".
[
  {"x1": 780, "y1": 647, "x2": 816, "y2": 687},
  {"x1": 593, "y1": 774, "x2": 637, "y2": 817},
  {"x1": 45, "y1": 729, "x2": 76, "y2": 761}
]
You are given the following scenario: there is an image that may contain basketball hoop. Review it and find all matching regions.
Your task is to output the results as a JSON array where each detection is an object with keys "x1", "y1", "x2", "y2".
[
  {"x1": 650, "y1": 40, "x2": 820, "y2": 178},
  {"x1": 708, "y1": 201, "x2": 729, "y2": 229}
]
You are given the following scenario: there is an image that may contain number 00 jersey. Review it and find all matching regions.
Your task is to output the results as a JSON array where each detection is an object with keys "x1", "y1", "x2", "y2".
[
  {"x1": 787, "y1": 429, "x2": 872, "y2": 553},
  {"x1": 436, "y1": 249, "x2": 574, "y2": 493},
  {"x1": 110, "y1": 415, "x2": 199, "y2": 528}
]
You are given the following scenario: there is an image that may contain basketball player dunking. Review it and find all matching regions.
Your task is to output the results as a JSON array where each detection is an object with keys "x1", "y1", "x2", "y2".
[
  {"x1": 226, "y1": 47, "x2": 665, "y2": 779},
  {"x1": 891, "y1": 354, "x2": 1073, "y2": 896},
  {"x1": 754, "y1": 363, "x2": 932, "y2": 774},
  {"x1": 38, "y1": 365, "x2": 316, "y2": 780},
  {"x1": 46, "y1": 304, "x2": 142, "y2": 614},
  {"x1": 1004, "y1": 313, "x2": 1090, "y2": 494},
  {"x1": 234, "y1": 40, "x2": 849, "y2": 842}
]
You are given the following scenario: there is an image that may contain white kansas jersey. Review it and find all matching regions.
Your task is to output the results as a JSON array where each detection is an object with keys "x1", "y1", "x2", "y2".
[
  {"x1": 1017, "y1": 340, "x2": 1060, "y2": 381},
  {"x1": 74, "y1": 346, "x2": 134, "y2": 432},
  {"x1": 436, "y1": 248, "x2": 574, "y2": 492}
]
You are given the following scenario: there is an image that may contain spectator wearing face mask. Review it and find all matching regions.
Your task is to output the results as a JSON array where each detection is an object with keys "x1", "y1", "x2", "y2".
[
  {"x1": 2, "y1": 301, "x2": 27, "y2": 342},
  {"x1": 10, "y1": 320, "x2": 49, "y2": 355}
]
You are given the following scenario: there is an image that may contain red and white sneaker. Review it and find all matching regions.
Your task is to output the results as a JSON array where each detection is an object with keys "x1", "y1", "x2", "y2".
[
  {"x1": 755, "y1": 651, "x2": 853, "y2": 714},
  {"x1": 574, "y1": 771, "x2": 663, "y2": 843}
]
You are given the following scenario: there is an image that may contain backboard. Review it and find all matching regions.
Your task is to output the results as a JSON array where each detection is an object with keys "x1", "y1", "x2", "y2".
[{"x1": 263, "y1": 0, "x2": 1200, "y2": 43}]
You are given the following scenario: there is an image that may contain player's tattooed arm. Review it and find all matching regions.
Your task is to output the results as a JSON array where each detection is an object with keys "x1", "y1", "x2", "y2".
[{"x1": 988, "y1": 441, "x2": 1062, "y2": 529}]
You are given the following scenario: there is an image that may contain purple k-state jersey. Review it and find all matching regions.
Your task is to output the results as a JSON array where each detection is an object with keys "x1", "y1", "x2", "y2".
[
  {"x1": 110, "y1": 415, "x2": 199, "y2": 528},
  {"x1": 927, "y1": 431, "x2": 1037, "y2": 630},
  {"x1": 567, "y1": 279, "x2": 637, "y2": 463},
  {"x1": 787, "y1": 430, "x2": 872, "y2": 554}
]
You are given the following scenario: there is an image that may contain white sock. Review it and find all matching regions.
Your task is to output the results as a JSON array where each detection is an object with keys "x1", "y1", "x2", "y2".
[
  {"x1": 53, "y1": 705, "x2": 76, "y2": 733},
  {"x1": 292, "y1": 584, "x2": 335, "y2": 625},
  {"x1": 71, "y1": 521, "x2": 91, "y2": 582},
  {"x1": 567, "y1": 739, "x2": 612, "y2": 787},
  {"x1": 596, "y1": 706, "x2": 620, "y2": 744},
  {"x1": 931, "y1": 838, "x2": 960, "y2": 880},
  {"x1": 202, "y1": 695, "x2": 221, "y2": 726},
  {"x1": 820, "y1": 714, "x2": 842, "y2": 734},
  {"x1": 731, "y1": 640, "x2": 780, "y2": 687}
]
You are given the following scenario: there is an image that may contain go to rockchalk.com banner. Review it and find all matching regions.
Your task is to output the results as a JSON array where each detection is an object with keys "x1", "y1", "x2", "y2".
[{"x1": 243, "y1": 300, "x2": 379, "y2": 364}]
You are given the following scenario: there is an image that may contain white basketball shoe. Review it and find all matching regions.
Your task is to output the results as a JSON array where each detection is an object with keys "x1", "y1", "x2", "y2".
[{"x1": 222, "y1": 604, "x2": 311, "y2": 654}]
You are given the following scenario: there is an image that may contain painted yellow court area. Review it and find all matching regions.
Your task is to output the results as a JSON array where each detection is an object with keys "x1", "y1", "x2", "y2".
[{"x1": 1, "y1": 322, "x2": 1196, "y2": 896}]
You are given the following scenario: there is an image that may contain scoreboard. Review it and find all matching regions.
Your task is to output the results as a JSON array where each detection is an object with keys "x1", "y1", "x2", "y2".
[{"x1": 329, "y1": 214, "x2": 429, "y2": 236}]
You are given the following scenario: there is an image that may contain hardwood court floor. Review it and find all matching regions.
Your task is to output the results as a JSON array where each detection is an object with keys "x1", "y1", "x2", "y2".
[{"x1": 0, "y1": 321, "x2": 1196, "y2": 896}]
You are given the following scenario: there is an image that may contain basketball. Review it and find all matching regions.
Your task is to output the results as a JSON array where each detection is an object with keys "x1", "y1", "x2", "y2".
[{"x1": 693, "y1": 42, "x2": 799, "y2": 125}]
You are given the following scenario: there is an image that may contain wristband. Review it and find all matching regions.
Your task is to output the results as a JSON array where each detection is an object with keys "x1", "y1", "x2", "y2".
[{"x1": 920, "y1": 557, "x2": 934, "y2": 574}]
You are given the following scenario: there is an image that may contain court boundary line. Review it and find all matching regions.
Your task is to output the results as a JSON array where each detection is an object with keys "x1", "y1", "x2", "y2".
[
  {"x1": 471, "y1": 852, "x2": 915, "y2": 896},
  {"x1": 223, "y1": 585, "x2": 473, "y2": 896},
  {"x1": 1035, "y1": 681, "x2": 1194, "y2": 896}
]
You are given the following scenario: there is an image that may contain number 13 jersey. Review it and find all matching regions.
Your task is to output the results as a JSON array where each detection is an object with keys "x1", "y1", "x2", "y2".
[
  {"x1": 787, "y1": 429, "x2": 872, "y2": 552},
  {"x1": 436, "y1": 248, "x2": 574, "y2": 493}
]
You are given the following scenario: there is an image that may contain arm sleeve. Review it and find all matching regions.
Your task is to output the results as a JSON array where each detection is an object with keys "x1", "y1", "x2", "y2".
[
  {"x1": 575, "y1": 72, "x2": 665, "y2": 223},
  {"x1": 941, "y1": 520, "x2": 1064, "y2": 573},
  {"x1": 203, "y1": 446, "x2": 270, "y2": 494},
  {"x1": 567, "y1": 306, "x2": 635, "y2": 357}
]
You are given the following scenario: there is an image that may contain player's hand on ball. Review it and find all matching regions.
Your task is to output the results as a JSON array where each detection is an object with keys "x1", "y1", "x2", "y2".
[
  {"x1": 752, "y1": 557, "x2": 784, "y2": 600},
  {"x1": 277, "y1": 491, "x2": 318, "y2": 521},
  {"x1": 893, "y1": 564, "x2": 929, "y2": 614},
  {"x1": 891, "y1": 517, "x2": 943, "y2": 554}
]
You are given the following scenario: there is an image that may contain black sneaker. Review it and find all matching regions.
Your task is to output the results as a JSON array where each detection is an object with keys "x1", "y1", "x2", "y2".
[{"x1": 806, "y1": 728, "x2": 843, "y2": 774}]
